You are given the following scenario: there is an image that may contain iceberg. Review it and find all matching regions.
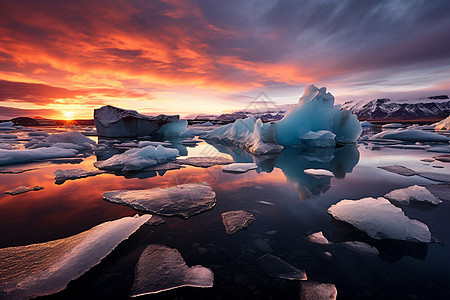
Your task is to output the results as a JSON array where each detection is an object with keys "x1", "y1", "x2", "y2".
[
  {"x1": 4, "y1": 185, "x2": 44, "y2": 195},
  {"x1": 371, "y1": 129, "x2": 450, "y2": 142},
  {"x1": 275, "y1": 85, "x2": 362, "y2": 145},
  {"x1": 94, "y1": 105, "x2": 184, "y2": 138},
  {"x1": 328, "y1": 197, "x2": 431, "y2": 242},
  {"x1": 0, "y1": 215, "x2": 150, "y2": 299},
  {"x1": 221, "y1": 210, "x2": 255, "y2": 234},
  {"x1": 130, "y1": 245, "x2": 214, "y2": 297},
  {"x1": 384, "y1": 185, "x2": 441, "y2": 205},
  {"x1": 103, "y1": 182, "x2": 216, "y2": 219},
  {"x1": 434, "y1": 115, "x2": 450, "y2": 131},
  {"x1": 300, "y1": 281, "x2": 337, "y2": 300},
  {"x1": 94, "y1": 145, "x2": 179, "y2": 171},
  {"x1": 0, "y1": 147, "x2": 78, "y2": 166},
  {"x1": 203, "y1": 117, "x2": 284, "y2": 154},
  {"x1": 258, "y1": 254, "x2": 307, "y2": 280},
  {"x1": 222, "y1": 163, "x2": 257, "y2": 173}
]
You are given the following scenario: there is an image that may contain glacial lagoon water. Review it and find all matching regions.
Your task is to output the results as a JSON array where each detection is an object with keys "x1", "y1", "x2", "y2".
[{"x1": 0, "y1": 126, "x2": 449, "y2": 299}]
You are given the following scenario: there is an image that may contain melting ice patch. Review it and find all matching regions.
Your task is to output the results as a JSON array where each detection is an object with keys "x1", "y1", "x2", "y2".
[
  {"x1": 176, "y1": 156, "x2": 233, "y2": 168},
  {"x1": 94, "y1": 145, "x2": 179, "y2": 171},
  {"x1": 54, "y1": 168, "x2": 105, "y2": 184},
  {"x1": 221, "y1": 210, "x2": 255, "y2": 234},
  {"x1": 130, "y1": 245, "x2": 214, "y2": 297},
  {"x1": 258, "y1": 254, "x2": 307, "y2": 280},
  {"x1": 0, "y1": 215, "x2": 150, "y2": 300},
  {"x1": 103, "y1": 182, "x2": 216, "y2": 219},
  {"x1": 384, "y1": 185, "x2": 441, "y2": 205},
  {"x1": 4, "y1": 185, "x2": 44, "y2": 195},
  {"x1": 328, "y1": 197, "x2": 431, "y2": 243},
  {"x1": 306, "y1": 231, "x2": 331, "y2": 245}
]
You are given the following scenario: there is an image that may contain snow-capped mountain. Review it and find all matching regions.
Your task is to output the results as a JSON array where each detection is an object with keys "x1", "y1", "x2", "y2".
[{"x1": 342, "y1": 95, "x2": 450, "y2": 121}]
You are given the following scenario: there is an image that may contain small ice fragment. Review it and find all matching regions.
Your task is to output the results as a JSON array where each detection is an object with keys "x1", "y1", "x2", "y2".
[
  {"x1": 258, "y1": 254, "x2": 307, "y2": 280},
  {"x1": 306, "y1": 231, "x2": 331, "y2": 245},
  {"x1": 427, "y1": 145, "x2": 450, "y2": 153},
  {"x1": 54, "y1": 168, "x2": 105, "y2": 184},
  {"x1": 360, "y1": 121, "x2": 372, "y2": 127},
  {"x1": 130, "y1": 245, "x2": 213, "y2": 296},
  {"x1": 221, "y1": 210, "x2": 255, "y2": 235},
  {"x1": 176, "y1": 156, "x2": 233, "y2": 168},
  {"x1": 303, "y1": 169, "x2": 334, "y2": 178},
  {"x1": 434, "y1": 154, "x2": 450, "y2": 163},
  {"x1": 372, "y1": 129, "x2": 450, "y2": 142},
  {"x1": 4, "y1": 185, "x2": 44, "y2": 195},
  {"x1": 341, "y1": 241, "x2": 379, "y2": 255},
  {"x1": 0, "y1": 215, "x2": 150, "y2": 299},
  {"x1": 300, "y1": 281, "x2": 337, "y2": 300},
  {"x1": 328, "y1": 197, "x2": 431, "y2": 242},
  {"x1": 258, "y1": 201, "x2": 275, "y2": 206},
  {"x1": 103, "y1": 182, "x2": 216, "y2": 219},
  {"x1": 384, "y1": 185, "x2": 441, "y2": 205},
  {"x1": 377, "y1": 165, "x2": 416, "y2": 176},
  {"x1": 424, "y1": 184, "x2": 450, "y2": 201},
  {"x1": 222, "y1": 163, "x2": 257, "y2": 173},
  {"x1": 420, "y1": 158, "x2": 435, "y2": 162},
  {"x1": 382, "y1": 123, "x2": 405, "y2": 129}
]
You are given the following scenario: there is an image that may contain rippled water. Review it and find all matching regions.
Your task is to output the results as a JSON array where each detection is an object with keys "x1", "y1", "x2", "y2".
[{"x1": 0, "y1": 126, "x2": 449, "y2": 299}]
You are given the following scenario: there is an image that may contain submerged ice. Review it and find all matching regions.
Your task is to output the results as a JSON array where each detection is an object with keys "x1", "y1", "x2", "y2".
[
  {"x1": 221, "y1": 210, "x2": 255, "y2": 234},
  {"x1": 328, "y1": 197, "x2": 431, "y2": 243}
]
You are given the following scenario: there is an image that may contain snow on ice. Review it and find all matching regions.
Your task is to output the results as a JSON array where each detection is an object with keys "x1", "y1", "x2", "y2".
[{"x1": 384, "y1": 185, "x2": 441, "y2": 205}]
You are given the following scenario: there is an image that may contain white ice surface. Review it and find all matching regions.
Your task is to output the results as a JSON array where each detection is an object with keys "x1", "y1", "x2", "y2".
[
  {"x1": 94, "y1": 145, "x2": 179, "y2": 171},
  {"x1": 384, "y1": 185, "x2": 441, "y2": 205},
  {"x1": 0, "y1": 215, "x2": 150, "y2": 299},
  {"x1": 382, "y1": 123, "x2": 405, "y2": 129},
  {"x1": 371, "y1": 129, "x2": 450, "y2": 142},
  {"x1": 434, "y1": 115, "x2": 450, "y2": 131},
  {"x1": 304, "y1": 169, "x2": 334, "y2": 177},
  {"x1": 298, "y1": 130, "x2": 336, "y2": 147},
  {"x1": 306, "y1": 231, "x2": 331, "y2": 245},
  {"x1": 222, "y1": 163, "x2": 257, "y2": 173},
  {"x1": 328, "y1": 197, "x2": 431, "y2": 242},
  {"x1": 0, "y1": 147, "x2": 78, "y2": 166}
]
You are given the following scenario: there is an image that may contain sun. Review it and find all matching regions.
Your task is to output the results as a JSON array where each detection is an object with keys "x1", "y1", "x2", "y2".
[{"x1": 62, "y1": 111, "x2": 75, "y2": 120}]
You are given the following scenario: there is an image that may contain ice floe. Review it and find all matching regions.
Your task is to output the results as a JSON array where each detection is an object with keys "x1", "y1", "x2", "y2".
[
  {"x1": 103, "y1": 182, "x2": 216, "y2": 219},
  {"x1": 382, "y1": 123, "x2": 405, "y2": 129},
  {"x1": 258, "y1": 254, "x2": 307, "y2": 280},
  {"x1": 4, "y1": 185, "x2": 44, "y2": 195},
  {"x1": 328, "y1": 197, "x2": 431, "y2": 242},
  {"x1": 221, "y1": 210, "x2": 255, "y2": 234},
  {"x1": 306, "y1": 231, "x2": 331, "y2": 245},
  {"x1": 300, "y1": 281, "x2": 337, "y2": 300},
  {"x1": 378, "y1": 165, "x2": 416, "y2": 176},
  {"x1": 0, "y1": 147, "x2": 78, "y2": 166},
  {"x1": 94, "y1": 145, "x2": 179, "y2": 171},
  {"x1": 371, "y1": 129, "x2": 450, "y2": 142},
  {"x1": 384, "y1": 185, "x2": 441, "y2": 205},
  {"x1": 341, "y1": 241, "x2": 379, "y2": 255},
  {"x1": 46, "y1": 131, "x2": 96, "y2": 150},
  {"x1": 94, "y1": 105, "x2": 184, "y2": 138},
  {"x1": 176, "y1": 156, "x2": 233, "y2": 167},
  {"x1": 424, "y1": 183, "x2": 450, "y2": 201},
  {"x1": 303, "y1": 169, "x2": 334, "y2": 178},
  {"x1": 54, "y1": 168, "x2": 105, "y2": 184},
  {"x1": 0, "y1": 215, "x2": 150, "y2": 299},
  {"x1": 130, "y1": 244, "x2": 214, "y2": 297},
  {"x1": 222, "y1": 163, "x2": 257, "y2": 173},
  {"x1": 434, "y1": 154, "x2": 450, "y2": 162}
]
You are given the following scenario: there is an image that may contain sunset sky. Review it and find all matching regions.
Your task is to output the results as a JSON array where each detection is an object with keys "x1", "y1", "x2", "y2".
[{"x1": 0, "y1": 0, "x2": 449, "y2": 119}]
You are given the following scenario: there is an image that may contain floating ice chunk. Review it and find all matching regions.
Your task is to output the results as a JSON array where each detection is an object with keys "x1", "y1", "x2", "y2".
[
  {"x1": 130, "y1": 245, "x2": 213, "y2": 297},
  {"x1": 306, "y1": 231, "x2": 331, "y2": 245},
  {"x1": 0, "y1": 215, "x2": 150, "y2": 299},
  {"x1": 341, "y1": 241, "x2": 379, "y2": 255},
  {"x1": 222, "y1": 163, "x2": 257, "y2": 173},
  {"x1": 299, "y1": 131, "x2": 336, "y2": 147},
  {"x1": 28, "y1": 131, "x2": 49, "y2": 137},
  {"x1": 328, "y1": 197, "x2": 431, "y2": 242},
  {"x1": 300, "y1": 281, "x2": 337, "y2": 300},
  {"x1": 180, "y1": 128, "x2": 207, "y2": 138},
  {"x1": 198, "y1": 121, "x2": 213, "y2": 126},
  {"x1": 360, "y1": 121, "x2": 372, "y2": 127},
  {"x1": 424, "y1": 184, "x2": 450, "y2": 201},
  {"x1": 94, "y1": 105, "x2": 182, "y2": 138},
  {"x1": 378, "y1": 165, "x2": 416, "y2": 176},
  {"x1": 176, "y1": 156, "x2": 233, "y2": 167},
  {"x1": 54, "y1": 168, "x2": 105, "y2": 184},
  {"x1": 0, "y1": 147, "x2": 78, "y2": 166},
  {"x1": 47, "y1": 131, "x2": 96, "y2": 150},
  {"x1": 434, "y1": 115, "x2": 450, "y2": 131},
  {"x1": 204, "y1": 117, "x2": 284, "y2": 154},
  {"x1": 371, "y1": 129, "x2": 450, "y2": 142},
  {"x1": 384, "y1": 185, "x2": 441, "y2": 205},
  {"x1": 258, "y1": 254, "x2": 307, "y2": 280},
  {"x1": 304, "y1": 169, "x2": 334, "y2": 178},
  {"x1": 434, "y1": 154, "x2": 450, "y2": 162},
  {"x1": 94, "y1": 145, "x2": 179, "y2": 172},
  {"x1": 427, "y1": 145, "x2": 450, "y2": 153},
  {"x1": 4, "y1": 185, "x2": 44, "y2": 195},
  {"x1": 138, "y1": 141, "x2": 171, "y2": 148},
  {"x1": 103, "y1": 182, "x2": 216, "y2": 219},
  {"x1": 382, "y1": 123, "x2": 405, "y2": 129},
  {"x1": 0, "y1": 121, "x2": 13, "y2": 127},
  {"x1": 52, "y1": 142, "x2": 89, "y2": 151},
  {"x1": 275, "y1": 85, "x2": 361, "y2": 146},
  {"x1": 0, "y1": 134, "x2": 17, "y2": 139},
  {"x1": 221, "y1": 210, "x2": 255, "y2": 234}
]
